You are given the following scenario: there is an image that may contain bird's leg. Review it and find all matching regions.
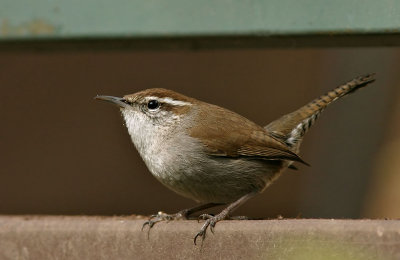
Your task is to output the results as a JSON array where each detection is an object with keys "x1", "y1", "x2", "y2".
[
  {"x1": 142, "y1": 203, "x2": 224, "y2": 230},
  {"x1": 194, "y1": 192, "x2": 256, "y2": 245}
]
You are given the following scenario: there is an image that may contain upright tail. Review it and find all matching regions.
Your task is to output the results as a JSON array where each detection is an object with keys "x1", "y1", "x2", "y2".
[{"x1": 265, "y1": 74, "x2": 376, "y2": 149}]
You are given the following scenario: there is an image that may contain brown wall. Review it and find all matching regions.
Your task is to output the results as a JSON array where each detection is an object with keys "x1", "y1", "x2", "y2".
[{"x1": 0, "y1": 48, "x2": 399, "y2": 218}]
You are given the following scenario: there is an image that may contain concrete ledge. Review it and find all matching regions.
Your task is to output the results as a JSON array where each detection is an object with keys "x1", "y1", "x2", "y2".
[{"x1": 1, "y1": 216, "x2": 399, "y2": 259}]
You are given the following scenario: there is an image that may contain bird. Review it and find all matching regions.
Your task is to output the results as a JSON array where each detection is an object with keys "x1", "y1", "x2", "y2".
[{"x1": 95, "y1": 74, "x2": 375, "y2": 244}]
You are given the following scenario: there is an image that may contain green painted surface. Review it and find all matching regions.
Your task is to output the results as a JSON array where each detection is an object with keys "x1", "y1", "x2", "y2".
[{"x1": 1, "y1": 0, "x2": 400, "y2": 39}]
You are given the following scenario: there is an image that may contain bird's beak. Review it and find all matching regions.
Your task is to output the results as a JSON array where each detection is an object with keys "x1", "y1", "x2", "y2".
[{"x1": 94, "y1": 95, "x2": 130, "y2": 108}]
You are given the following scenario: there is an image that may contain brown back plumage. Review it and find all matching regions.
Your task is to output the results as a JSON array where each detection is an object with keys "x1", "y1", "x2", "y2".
[
  {"x1": 265, "y1": 74, "x2": 376, "y2": 149},
  {"x1": 189, "y1": 102, "x2": 309, "y2": 165}
]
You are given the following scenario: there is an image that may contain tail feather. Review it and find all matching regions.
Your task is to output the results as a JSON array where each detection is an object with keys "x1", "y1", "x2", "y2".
[{"x1": 265, "y1": 74, "x2": 376, "y2": 148}]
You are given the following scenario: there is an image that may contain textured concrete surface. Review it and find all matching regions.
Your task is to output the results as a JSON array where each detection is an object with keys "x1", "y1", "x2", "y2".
[{"x1": 0, "y1": 216, "x2": 399, "y2": 259}]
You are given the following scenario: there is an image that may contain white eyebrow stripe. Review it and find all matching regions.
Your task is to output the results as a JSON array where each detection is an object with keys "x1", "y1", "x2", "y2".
[
  {"x1": 160, "y1": 97, "x2": 192, "y2": 106},
  {"x1": 146, "y1": 96, "x2": 192, "y2": 106}
]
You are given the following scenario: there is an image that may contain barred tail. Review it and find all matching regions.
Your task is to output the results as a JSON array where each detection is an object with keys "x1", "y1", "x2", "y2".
[{"x1": 265, "y1": 74, "x2": 376, "y2": 148}]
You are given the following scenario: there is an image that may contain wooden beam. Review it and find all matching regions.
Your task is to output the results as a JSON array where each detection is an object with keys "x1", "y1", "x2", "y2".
[{"x1": 1, "y1": 216, "x2": 399, "y2": 259}]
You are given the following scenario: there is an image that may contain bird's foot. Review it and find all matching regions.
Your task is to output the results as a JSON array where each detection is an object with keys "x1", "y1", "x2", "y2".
[
  {"x1": 194, "y1": 213, "x2": 228, "y2": 245},
  {"x1": 142, "y1": 210, "x2": 188, "y2": 231}
]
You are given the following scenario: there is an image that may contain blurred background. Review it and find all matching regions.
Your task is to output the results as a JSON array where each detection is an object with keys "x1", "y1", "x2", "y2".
[
  {"x1": 1, "y1": 48, "x2": 399, "y2": 219},
  {"x1": 1, "y1": 1, "x2": 400, "y2": 219}
]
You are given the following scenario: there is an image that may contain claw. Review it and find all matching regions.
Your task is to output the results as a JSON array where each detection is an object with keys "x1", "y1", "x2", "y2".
[
  {"x1": 193, "y1": 218, "x2": 213, "y2": 245},
  {"x1": 142, "y1": 220, "x2": 156, "y2": 231},
  {"x1": 194, "y1": 228, "x2": 207, "y2": 245},
  {"x1": 210, "y1": 222, "x2": 216, "y2": 234},
  {"x1": 210, "y1": 226, "x2": 214, "y2": 234},
  {"x1": 142, "y1": 210, "x2": 187, "y2": 233},
  {"x1": 141, "y1": 222, "x2": 149, "y2": 231},
  {"x1": 193, "y1": 232, "x2": 201, "y2": 245},
  {"x1": 198, "y1": 214, "x2": 213, "y2": 222}
]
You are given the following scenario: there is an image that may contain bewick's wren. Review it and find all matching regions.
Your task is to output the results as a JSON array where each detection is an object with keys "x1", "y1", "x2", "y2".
[{"x1": 95, "y1": 74, "x2": 375, "y2": 244}]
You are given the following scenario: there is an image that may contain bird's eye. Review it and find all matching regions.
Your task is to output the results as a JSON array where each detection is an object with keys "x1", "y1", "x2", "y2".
[{"x1": 147, "y1": 100, "x2": 160, "y2": 110}]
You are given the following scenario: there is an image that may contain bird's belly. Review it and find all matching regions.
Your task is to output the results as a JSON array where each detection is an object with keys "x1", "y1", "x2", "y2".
[{"x1": 150, "y1": 157, "x2": 285, "y2": 203}]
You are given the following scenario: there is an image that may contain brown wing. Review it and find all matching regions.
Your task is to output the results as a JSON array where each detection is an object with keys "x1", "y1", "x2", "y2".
[
  {"x1": 237, "y1": 144, "x2": 309, "y2": 165},
  {"x1": 189, "y1": 102, "x2": 309, "y2": 165}
]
